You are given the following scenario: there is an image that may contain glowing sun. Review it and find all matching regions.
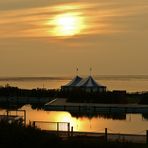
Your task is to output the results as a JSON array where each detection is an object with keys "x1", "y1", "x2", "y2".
[{"x1": 50, "y1": 13, "x2": 84, "y2": 37}]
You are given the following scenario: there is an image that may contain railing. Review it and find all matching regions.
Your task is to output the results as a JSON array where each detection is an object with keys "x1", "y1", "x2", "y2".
[
  {"x1": 29, "y1": 121, "x2": 148, "y2": 144},
  {"x1": 30, "y1": 121, "x2": 71, "y2": 136},
  {"x1": 1, "y1": 109, "x2": 26, "y2": 125}
]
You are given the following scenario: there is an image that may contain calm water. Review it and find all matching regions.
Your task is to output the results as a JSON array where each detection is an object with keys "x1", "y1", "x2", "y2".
[
  {"x1": 1, "y1": 105, "x2": 148, "y2": 135},
  {"x1": 0, "y1": 75, "x2": 148, "y2": 92},
  {"x1": 0, "y1": 76, "x2": 148, "y2": 134}
]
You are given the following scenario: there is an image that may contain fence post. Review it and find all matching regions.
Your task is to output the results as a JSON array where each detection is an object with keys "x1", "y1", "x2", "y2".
[
  {"x1": 71, "y1": 126, "x2": 73, "y2": 137},
  {"x1": 29, "y1": 120, "x2": 31, "y2": 126},
  {"x1": 24, "y1": 110, "x2": 26, "y2": 126},
  {"x1": 105, "y1": 128, "x2": 108, "y2": 142},
  {"x1": 68, "y1": 123, "x2": 70, "y2": 137},
  {"x1": 146, "y1": 130, "x2": 148, "y2": 144},
  {"x1": 57, "y1": 122, "x2": 59, "y2": 132},
  {"x1": 33, "y1": 121, "x2": 35, "y2": 128}
]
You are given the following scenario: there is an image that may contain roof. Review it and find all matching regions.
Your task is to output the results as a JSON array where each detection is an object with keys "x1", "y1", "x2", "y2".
[
  {"x1": 76, "y1": 76, "x2": 105, "y2": 87},
  {"x1": 64, "y1": 75, "x2": 82, "y2": 87}
]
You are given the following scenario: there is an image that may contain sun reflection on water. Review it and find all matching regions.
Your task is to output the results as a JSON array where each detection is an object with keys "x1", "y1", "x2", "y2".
[
  {"x1": 56, "y1": 111, "x2": 78, "y2": 129},
  {"x1": 1, "y1": 105, "x2": 148, "y2": 134}
]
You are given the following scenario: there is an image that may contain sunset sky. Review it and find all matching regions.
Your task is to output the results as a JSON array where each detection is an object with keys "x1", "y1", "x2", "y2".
[{"x1": 0, "y1": 0, "x2": 148, "y2": 77}]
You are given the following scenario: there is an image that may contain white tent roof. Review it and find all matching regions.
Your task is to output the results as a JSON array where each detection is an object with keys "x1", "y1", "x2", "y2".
[
  {"x1": 64, "y1": 75, "x2": 82, "y2": 87},
  {"x1": 76, "y1": 76, "x2": 105, "y2": 87}
]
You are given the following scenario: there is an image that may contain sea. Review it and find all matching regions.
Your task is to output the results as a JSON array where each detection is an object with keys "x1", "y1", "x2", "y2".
[{"x1": 0, "y1": 75, "x2": 148, "y2": 92}]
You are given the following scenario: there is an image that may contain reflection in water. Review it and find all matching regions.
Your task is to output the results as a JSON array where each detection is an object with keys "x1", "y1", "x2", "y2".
[
  {"x1": 70, "y1": 112, "x2": 126, "y2": 120},
  {"x1": 1, "y1": 105, "x2": 148, "y2": 134},
  {"x1": 0, "y1": 105, "x2": 145, "y2": 135}
]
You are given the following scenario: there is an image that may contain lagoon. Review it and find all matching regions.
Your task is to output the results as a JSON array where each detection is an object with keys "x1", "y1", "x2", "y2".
[{"x1": 1, "y1": 105, "x2": 148, "y2": 135}]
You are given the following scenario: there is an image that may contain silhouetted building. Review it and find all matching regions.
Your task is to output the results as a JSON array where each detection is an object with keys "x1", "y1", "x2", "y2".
[
  {"x1": 61, "y1": 75, "x2": 82, "y2": 91},
  {"x1": 61, "y1": 75, "x2": 106, "y2": 93}
]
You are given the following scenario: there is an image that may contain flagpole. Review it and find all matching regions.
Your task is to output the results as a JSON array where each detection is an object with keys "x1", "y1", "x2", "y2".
[
  {"x1": 90, "y1": 67, "x2": 92, "y2": 76},
  {"x1": 76, "y1": 67, "x2": 78, "y2": 76}
]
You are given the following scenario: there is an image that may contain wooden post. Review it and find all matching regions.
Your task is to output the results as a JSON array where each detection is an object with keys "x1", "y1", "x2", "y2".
[
  {"x1": 33, "y1": 121, "x2": 35, "y2": 128},
  {"x1": 57, "y1": 122, "x2": 59, "y2": 132},
  {"x1": 71, "y1": 126, "x2": 73, "y2": 137},
  {"x1": 105, "y1": 128, "x2": 108, "y2": 142},
  {"x1": 68, "y1": 123, "x2": 70, "y2": 137},
  {"x1": 29, "y1": 120, "x2": 31, "y2": 126},
  {"x1": 146, "y1": 130, "x2": 148, "y2": 144},
  {"x1": 24, "y1": 110, "x2": 26, "y2": 126}
]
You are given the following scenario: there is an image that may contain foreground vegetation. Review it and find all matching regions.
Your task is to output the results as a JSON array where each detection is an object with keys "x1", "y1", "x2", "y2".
[
  {"x1": 0, "y1": 120, "x2": 60, "y2": 147},
  {"x1": 0, "y1": 120, "x2": 148, "y2": 148},
  {"x1": 0, "y1": 85, "x2": 148, "y2": 105}
]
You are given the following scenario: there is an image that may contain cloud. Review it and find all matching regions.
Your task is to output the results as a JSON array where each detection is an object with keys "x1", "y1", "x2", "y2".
[
  {"x1": 0, "y1": 0, "x2": 73, "y2": 10},
  {"x1": 0, "y1": 0, "x2": 148, "y2": 40}
]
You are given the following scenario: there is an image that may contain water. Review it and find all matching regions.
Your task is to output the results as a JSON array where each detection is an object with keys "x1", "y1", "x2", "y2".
[
  {"x1": 0, "y1": 76, "x2": 148, "y2": 134},
  {"x1": 0, "y1": 75, "x2": 148, "y2": 92},
  {"x1": 1, "y1": 105, "x2": 148, "y2": 135}
]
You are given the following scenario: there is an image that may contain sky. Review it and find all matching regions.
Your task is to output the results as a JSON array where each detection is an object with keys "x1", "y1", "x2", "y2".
[{"x1": 0, "y1": 0, "x2": 148, "y2": 77}]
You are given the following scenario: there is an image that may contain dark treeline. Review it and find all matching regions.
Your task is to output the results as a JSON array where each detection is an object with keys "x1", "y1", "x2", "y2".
[
  {"x1": 0, "y1": 85, "x2": 148, "y2": 104},
  {"x1": 65, "y1": 90, "x2": 128, "y2": 104},
  {"x1": 0, "y1": 84, "x2": 59, "y2": 98},
  {"x1": 139, "y1": 93, "x2": 148, "y2": 104},
  {"x1": 60, "y1": 89, "x2": 148, "y2": 104},
  {"x1": 0, "y1": 120, "x2": 148, "y2": 148}
]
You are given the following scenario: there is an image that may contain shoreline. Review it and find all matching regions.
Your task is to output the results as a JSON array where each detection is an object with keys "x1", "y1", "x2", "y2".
[
  {"x1": 46, "y1": 98, "x2": 148, "y2": 107},
  {"x1": 44, "y1": 98, "x2": 148, "y2": 113}
]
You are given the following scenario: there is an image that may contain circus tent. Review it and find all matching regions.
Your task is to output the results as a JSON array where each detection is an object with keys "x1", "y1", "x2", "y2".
[{"x1": 61, "y1": 75, "x2": 106, "y2": 92}]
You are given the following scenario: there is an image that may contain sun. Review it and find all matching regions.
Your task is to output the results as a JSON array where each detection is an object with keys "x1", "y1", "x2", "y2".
[{"x1": 50, "y1": 13, "x2": 84, "y2": 37}]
